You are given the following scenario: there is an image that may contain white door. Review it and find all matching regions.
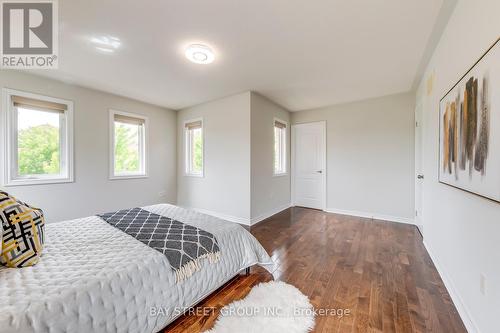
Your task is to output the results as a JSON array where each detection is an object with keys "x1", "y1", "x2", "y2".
[
  {"x1": 415, "y1": 102, "x2": 424, "y2": 235},
  {"x1": 292, "y1": 121, "x2": 326, "y2": 210}
]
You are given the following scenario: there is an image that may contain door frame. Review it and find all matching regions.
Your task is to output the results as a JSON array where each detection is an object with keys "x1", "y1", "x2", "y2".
[
  {"x1": 291, "y1": 121, "x2": 327, "y2": 211},
  {"x1": 414, "y1": 101, "x2": 424, "y2": 236}
]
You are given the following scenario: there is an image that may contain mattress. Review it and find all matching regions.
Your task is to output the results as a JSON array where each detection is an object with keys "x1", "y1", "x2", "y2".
[{"x1": 0, "y1": 204, "x2": 272, "y2": 333}]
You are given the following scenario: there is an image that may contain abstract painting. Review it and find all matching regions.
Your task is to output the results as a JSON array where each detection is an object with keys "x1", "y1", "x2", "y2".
[{"x1": 439, "y1": 38, "x2": 500, "y2": 202}]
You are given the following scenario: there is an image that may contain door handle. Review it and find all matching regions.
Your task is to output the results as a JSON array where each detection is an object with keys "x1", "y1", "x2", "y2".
[
  {"x1": 316, "y1": 170, "x2": 323, "y2": 174},
  {"x1": 417, "y1": 174, "x2": 424, "y2": 179}
]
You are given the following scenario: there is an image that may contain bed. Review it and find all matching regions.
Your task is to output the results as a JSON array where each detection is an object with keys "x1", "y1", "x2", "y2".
[{"x1": 0, "y1": 204, "x2": 273, "y2": 333}]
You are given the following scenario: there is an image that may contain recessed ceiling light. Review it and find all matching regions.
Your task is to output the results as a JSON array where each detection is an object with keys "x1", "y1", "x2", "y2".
[
  {"x1": 185, "y1": 44, "x2": 214, "y2": 64},
  {"x1": 90, "y1": 35, "x2": 121, "y2": 53}
]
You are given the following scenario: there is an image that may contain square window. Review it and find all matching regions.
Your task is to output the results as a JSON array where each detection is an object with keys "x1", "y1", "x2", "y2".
[
  {"x1": 274, "y1": 119, "x2": 287, "y2": 175},
  {"x1": 3, "y1": 89, "x2": 74, "y2": 186},
  {"x1": 110, "y1": 110, "x2": 148, "y2": 179},
  {"x1": 184, "y1": 119, "x2": 203, "y2": 176}
]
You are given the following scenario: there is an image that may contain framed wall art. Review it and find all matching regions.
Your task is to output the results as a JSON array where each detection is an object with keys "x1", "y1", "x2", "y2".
[{"x1": 439, "y1": 38, "x2": 500, "y2": 202}]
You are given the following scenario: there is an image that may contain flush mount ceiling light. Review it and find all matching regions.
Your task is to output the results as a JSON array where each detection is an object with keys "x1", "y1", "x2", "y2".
[
  {"x1": 185, "y1": 44, "x2": 215, "y2": 64},
  {"x1": 90, "y1": 35, "x2": 121, "y2": 53}
]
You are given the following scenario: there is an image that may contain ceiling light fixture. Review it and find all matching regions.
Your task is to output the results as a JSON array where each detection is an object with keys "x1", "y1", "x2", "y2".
[
  {"x1": 90, "y1": 35, "x2": 121, "y2": 53},
  {"x1": 185, "y1": 44, "x2": 215, "y2": 64}
]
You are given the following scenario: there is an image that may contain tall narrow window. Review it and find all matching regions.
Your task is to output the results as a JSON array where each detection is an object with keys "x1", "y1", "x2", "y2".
[
  {"x1": 184, "y1": 119, "x2": 203, "y2": 176},
  {"x1": 274, "y1": 119, "x2": 287, "y2": 175},
  {"x1": 3, "y1": 89, "x2": 74, "y2": 186},
  {"x1": 110, "y1": 110, "x2": 148, "y2": 179}
]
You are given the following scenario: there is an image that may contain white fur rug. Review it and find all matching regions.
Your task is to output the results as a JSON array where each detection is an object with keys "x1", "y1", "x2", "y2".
[{"x1": 204, "y1": 281, "x2": 315, "y2": 333}]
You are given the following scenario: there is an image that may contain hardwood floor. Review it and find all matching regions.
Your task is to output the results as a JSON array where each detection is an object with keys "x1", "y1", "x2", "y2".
[{"x1": 163, "y1": 207, "x2": 466, "y2": 333}]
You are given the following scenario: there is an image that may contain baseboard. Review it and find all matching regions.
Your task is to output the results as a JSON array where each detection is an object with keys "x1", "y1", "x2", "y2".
[
  {"x1": 423, "y1": 240, "x2": 479, "y2": 333},
  {"x1": 250, "y1": 203, "x2": 292, "y2": 226},
  {"x1": 325, "y1": 207, "x2": 415, "y2": 225},
  {"x1": 189, "y1": 207, "x2": 251, "y2": 226}
]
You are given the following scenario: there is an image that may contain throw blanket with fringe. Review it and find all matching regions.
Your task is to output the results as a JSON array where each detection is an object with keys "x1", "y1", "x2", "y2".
[{"x1": 98, "y1": 207, "x2": 220, "y2": 282}]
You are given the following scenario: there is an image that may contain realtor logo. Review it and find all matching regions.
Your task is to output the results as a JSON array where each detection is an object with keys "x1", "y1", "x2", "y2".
[{"x1": 1, "y1": 0, "x2": 58, "y2": 68}]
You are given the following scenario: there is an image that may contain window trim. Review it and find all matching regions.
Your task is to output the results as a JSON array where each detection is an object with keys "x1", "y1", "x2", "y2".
[
  {"x1": 2, "y1": 88, "x2": 74, "y2": 186},
  {"x1": 273, "y1": 117, "x2": 288, "y2": 176},
  {"x1": 109, "y1": 109, "x2": 149, "y2": 180},
  {"x1": 184, "y1": 117, "x2": 204, "y2": 177}
]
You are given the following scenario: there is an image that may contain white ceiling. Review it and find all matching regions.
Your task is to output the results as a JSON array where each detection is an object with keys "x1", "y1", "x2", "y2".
[{"x1": 33, "y1": 0, "x2": 444, "y2": 111}]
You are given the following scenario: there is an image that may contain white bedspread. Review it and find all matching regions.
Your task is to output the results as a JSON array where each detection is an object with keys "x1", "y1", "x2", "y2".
[{"x1": 0, "y1": 204, "x2": 272, "y2": 333}]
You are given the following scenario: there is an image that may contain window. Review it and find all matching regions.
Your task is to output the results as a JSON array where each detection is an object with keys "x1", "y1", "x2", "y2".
[
  {"x1": 184, "y1": 119, "x2": 203, "y2": 176},
  {"x1": 3, "y1": 89, "x2": 74, "y2": 186},
  {"x1": 110, "y1": 110, "x2": 148, "y2": 179},
  {"x1": 274, "y1": 119, "x2": 287, "y2": 175}
]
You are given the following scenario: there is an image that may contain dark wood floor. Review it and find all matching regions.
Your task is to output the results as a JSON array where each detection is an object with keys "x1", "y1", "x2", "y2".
[{"x1": 164, "y1": 207, "x2": 466, "y2": 333}]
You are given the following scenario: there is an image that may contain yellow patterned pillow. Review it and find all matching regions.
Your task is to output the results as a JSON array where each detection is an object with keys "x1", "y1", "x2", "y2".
[{"x1": 0, "y1": 191, "x2": 45, "y2": 267}]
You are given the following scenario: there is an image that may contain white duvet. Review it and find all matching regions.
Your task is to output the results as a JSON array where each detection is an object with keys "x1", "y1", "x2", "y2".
[{"x1": 0, "y1": 204, "x2": 272, "y2": 333}]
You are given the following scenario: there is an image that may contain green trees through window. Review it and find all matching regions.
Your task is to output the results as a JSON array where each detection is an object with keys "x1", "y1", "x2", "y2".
[
  {"x1": 16, "y1": 107, "x2": 61, "y2": 177},
  {"x1": 114, "y1": 122, "x2": 141, "y2": 174},
  {"x1": 18, "y1": 124, "x2": 60, "y2": 175},
  {"x1": 192, "y1": 128, "x2": 203, "y2": 173}
]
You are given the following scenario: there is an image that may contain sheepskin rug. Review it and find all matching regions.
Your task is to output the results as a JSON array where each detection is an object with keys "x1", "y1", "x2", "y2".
[{"x1": 204, "y1": 281, "x2": 315, "y2": 333}]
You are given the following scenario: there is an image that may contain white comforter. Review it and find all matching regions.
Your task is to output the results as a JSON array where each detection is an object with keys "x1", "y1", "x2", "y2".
[{"x1": 0, "y1": 204, "x2": 272, "y2": 333}]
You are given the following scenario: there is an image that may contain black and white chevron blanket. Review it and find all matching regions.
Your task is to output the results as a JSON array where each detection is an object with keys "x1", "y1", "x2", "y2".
[{"x1": 98, "y1": 208, "x2": 221, "y2": 282}]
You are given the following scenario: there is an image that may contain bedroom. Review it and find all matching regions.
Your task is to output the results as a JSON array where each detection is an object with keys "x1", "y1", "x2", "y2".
[{"x1": 0, "y1": 0, "x2": 498, "y2": 332}]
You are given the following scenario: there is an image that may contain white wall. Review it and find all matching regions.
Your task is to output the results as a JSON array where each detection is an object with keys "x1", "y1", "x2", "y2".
[
  {"x1": 416, "y1": 1, "x2": 500, "y2": 332},
  {"x1": 177, "y1": 92, "x2": 252, "y2": 222},
  {"x1": 291, "y1": 92, "x2": 415, "y2": 222},
  {"x1": 250, "y1": 93, "x2": 291, "y2": 222},
  {"x1": 0, "y1": 70, "x2": 177, "y2": 223}
]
